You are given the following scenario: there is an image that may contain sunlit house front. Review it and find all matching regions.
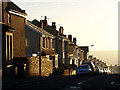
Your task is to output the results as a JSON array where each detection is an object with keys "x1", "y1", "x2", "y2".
[
  {"x1": 25, "y1": 20, "x2": 58, "y2": 76},
  {"x1": 2, "y1": 0, "x2": 27, "y2": 79}
]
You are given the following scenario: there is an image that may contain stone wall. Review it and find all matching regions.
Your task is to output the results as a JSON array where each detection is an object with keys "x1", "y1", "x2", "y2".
[
  {"x1": 27, "y1": 56, "x2": 40, "y2": 77},
  {"x1": 64, "y1": 69, "x2": 76, "y2": 76},
  {"x1": 27, "y1": 56, "x2": 53, "y2": 77},
  {"x1": 41, "y1": 56, "x2": 53, "y2": 76}
]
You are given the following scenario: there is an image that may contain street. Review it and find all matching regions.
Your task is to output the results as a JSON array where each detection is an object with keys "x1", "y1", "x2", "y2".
[{"x1": 2, "y1": 74, "x2": 120, "y2": 90}]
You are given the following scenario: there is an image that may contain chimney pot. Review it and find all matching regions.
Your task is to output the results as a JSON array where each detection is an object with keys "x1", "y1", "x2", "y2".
[
  {"x1": 59, "y1": 26, "x2": 64, "y2": 34},
  {"x1": 40, "y1": 21, "x2": 43, "y2": 29},
  {"x1": 22, "y1": 10, "x2": 25, "y2": 13},
  {"x1": 45, "y1": 16, "x2": 47, "y2": 20},
  {"x1": 68, "y1": 35, "x2": 72, "y2": 42},
  {"x1": 63, "y1": 35, "x2": 66, "y2": 37},
  {"x1": 51, "y1": 22, "x2": 56, "y2": 30},
  {"x1": 73, "y1": 37, "x2": 77, "y2": 45},
  {"x1": 52, "y1": 22, "x2": 56, "y2": 26}
]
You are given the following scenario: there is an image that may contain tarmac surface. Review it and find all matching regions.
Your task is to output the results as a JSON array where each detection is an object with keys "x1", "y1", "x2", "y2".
[{"x1": 2, "y1": 74, "x2": 120, "y2": 90}]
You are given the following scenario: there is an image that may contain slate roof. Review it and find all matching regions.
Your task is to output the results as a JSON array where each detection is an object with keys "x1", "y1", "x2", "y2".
[
  {"x1": 43, "y1": 25, "x2": 58, "y2": 37},
  {"x1": 78, "y1": 46, "x2": 89, "y2": 53},
  {"x1": 5, "y1": 0, "x2": 27, "y2": 15},
  {"x1": 25, "y1": 20, "x2": 55, "y2": 38}
]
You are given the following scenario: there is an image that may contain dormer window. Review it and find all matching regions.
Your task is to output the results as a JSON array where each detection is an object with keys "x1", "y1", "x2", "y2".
[{"x1": 8, "y1": 13, "x2": 11, "y2": 24}]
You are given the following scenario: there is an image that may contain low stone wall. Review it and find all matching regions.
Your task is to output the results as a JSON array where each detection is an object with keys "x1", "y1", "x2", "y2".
[
  {"x1": 64, "y1": 69, "x2": 69, "y2": 76},
  {"x1": 27, "y1": 56, "x2": 40, "y2": 77},
  {"x1": 41, "y1": 56, "x2": 53, "y2": 76},
  {"x1": 27, "y1": 56, "x2": 53, "y2": 77},
  {"x1": 64, "y1": 69, "x2": 76, "y2": 76}
]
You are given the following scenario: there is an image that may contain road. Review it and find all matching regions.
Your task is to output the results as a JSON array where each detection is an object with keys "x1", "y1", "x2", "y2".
[{"x1": 2, "y1": 74, "x2": 120, "y2": 90}]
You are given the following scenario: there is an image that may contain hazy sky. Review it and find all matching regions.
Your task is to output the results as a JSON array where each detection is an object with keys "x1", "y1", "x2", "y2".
[{"x1": 12, "y1": 0, "x2": 119, "y2": 51}]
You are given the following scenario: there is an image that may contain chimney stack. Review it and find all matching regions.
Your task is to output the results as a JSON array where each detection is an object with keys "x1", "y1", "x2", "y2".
[
  {"x1": 68, "y1": 35, "x2": 72, "y2": 42},
  {"x1": 73, "y1": 37, "x2": 77, "y2": 45},
  {"x1": 63, "y1": 35, "x2": 66, "y2": 37},
  {"x1": 22, "y1": 10, "x2": 25, "y2": 13},
  {"x1": 45, "y1": 16, "x2": 47, "y2": 20},
  {"x1": 51, "y1": 22, "x2": 56, "y2": 30},
  {"x1": 40, "y1": 21, "x2": 43, "y2": 29},
  {"x1": 40, "y1": 16, "x2": 48, "y2": 27},
  {"x1": 59, "y1": 26, "x2": 64, "y2": 34}
]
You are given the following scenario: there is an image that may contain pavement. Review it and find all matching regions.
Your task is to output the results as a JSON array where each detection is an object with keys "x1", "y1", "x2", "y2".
[{"x1": 2, "y1": 74, "x2": 120, "y2": 90}]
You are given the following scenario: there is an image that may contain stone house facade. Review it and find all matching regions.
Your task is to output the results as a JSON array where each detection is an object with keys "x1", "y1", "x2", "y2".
[
  {"x1": 1, "y1": 0, "x2": 90, "y2": 78},
  {"x1": 68, "y1": 34, "x2": 75, "y2": 66},
  {"x1": 67, "y1": 35, "x2": 85, "y2": 67},
  {"x1": 2, "y1": 0, "x2": 27, "y2": 79},
  {"x1": 58, "y1": 26, "x2": 70, "y2": 65},
  {"x1": 32, "y1": 16, "x2": 70, "y2": 66},
  {"x1": 78, "y1": 46, "x2": 89, "y2": 61},
  {"x1": 25, "y1": 20, "x2": 58, "y2": 76},
  {"x1": 76, "y1": 47, "x2": 84, "y2": 66}
]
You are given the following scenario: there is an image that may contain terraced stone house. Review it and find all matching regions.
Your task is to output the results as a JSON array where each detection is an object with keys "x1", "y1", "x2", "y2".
[
  {"x1": 2, "y1": 0, "x2": 27, "y2": 79},
  {"x1": 25, "y1": 20, "x2": 58, "y2": 76}
]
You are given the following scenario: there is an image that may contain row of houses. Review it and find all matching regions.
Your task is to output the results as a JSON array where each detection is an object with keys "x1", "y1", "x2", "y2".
[
  {"x1": 1, "y1": 0, "x2": 89, "y2": 78},
  {"x1": 88, "y1": 55, "x2": 108, "y2": 69}
]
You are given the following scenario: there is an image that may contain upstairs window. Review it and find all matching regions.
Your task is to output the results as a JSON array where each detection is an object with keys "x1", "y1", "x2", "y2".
[
  {"x1": 46, "y1": 37, "x2": 49, "y2": 49},
  {"x1": 52, "y1": 38, "x2": 55, "y2": 48},
  {"x1": 8, "y1": 14, "x2": 11, "y2": 24},
  {"x1": 6, "y1": 33, "x2": 13, "y2": 62},
  {"x1": 42, "y1": 37, "x2": 45, "y2": 48},
  {"x1": 49, "y1": 37, "x2": 51, "y2": 48},
  {"x1": 25, "y1": 39, "x2": 28, "y2": 47},
  {"x1": 46, "y1": 37, "x2": 48, "y2": 48}
]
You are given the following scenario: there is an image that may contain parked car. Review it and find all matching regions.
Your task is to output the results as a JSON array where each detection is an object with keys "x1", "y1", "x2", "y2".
[
  {"x1": 82, "y1": 61, "x2": 96, "y2": 74},
  {"x1": 106, "y1": 69, "x2": 111, "y2": 74},
  {"x1": 99, "y1": 68, "x2": 104, "y2": 74},
  {"x1": 76, "y1": 64, "x2": 92, "y2": 76},
  {"x1": 103, "y1": 68, "x2": 109, "y2": 74}
]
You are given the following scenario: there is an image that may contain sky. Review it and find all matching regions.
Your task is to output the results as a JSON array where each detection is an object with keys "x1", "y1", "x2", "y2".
[{"x1": 11, "y1": 0, "x2": 119, "y2": 51}]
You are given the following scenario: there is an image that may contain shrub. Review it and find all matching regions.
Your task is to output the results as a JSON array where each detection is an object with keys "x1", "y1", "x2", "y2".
[{"x1": 53, "y1": 64, "x2": 74, "y2": 75}]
